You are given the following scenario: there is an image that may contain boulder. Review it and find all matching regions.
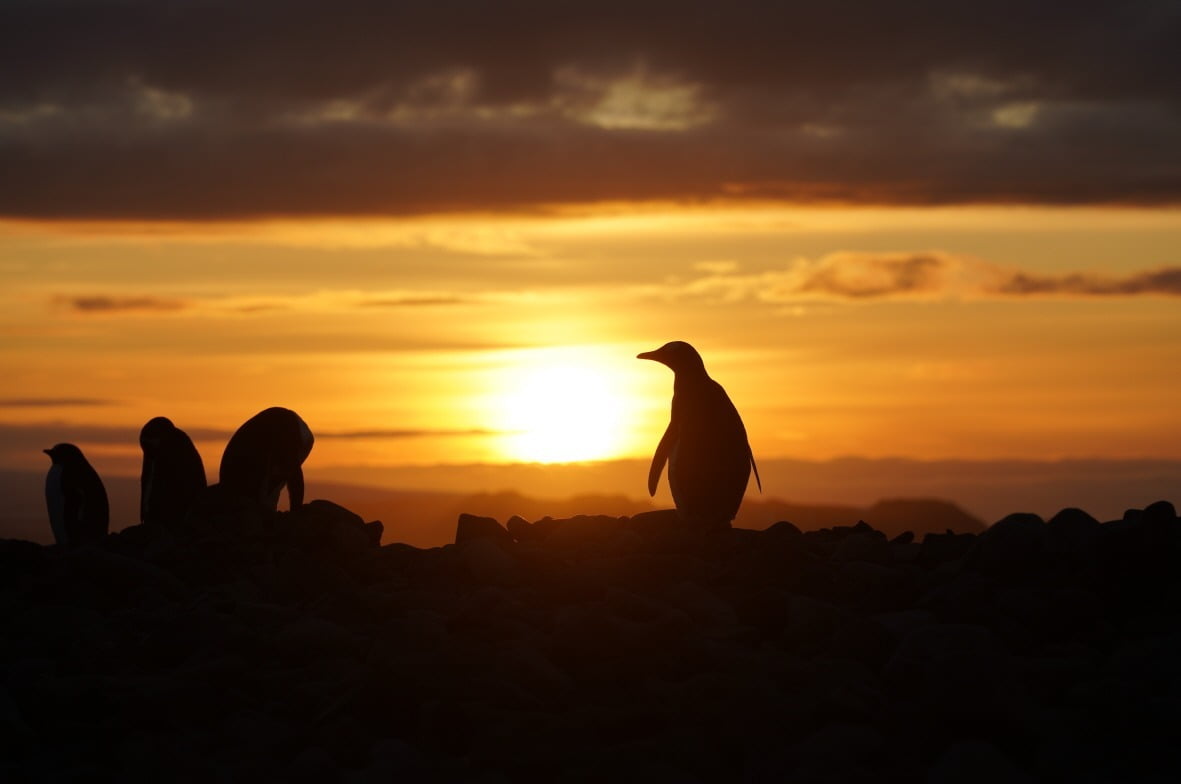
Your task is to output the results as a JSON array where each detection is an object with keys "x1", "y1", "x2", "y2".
[
  {"x1": 917, "y1": 531, "x2": 977, "y2": 568},
  {"x1": 455, "y1": 514, "x2": 512, "y2": 545},
  {"x1": 968, "y1": 513, "x2": 1048, "y2": 576},
  {"x1": 833, "y1": 531, "x2": 892, "y2": 564},
  {"x1": 1046, "y1": 507, "x2": 1099, "y2": 560}
]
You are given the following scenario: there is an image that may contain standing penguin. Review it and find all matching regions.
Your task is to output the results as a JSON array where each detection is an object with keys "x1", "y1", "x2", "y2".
[
  {"x1": 44, "y1": 443, "x2": 110, "y2": 546},
  {"x1": 218, "y1": 407, "x2": 314, "y2": 513},
  {"x1": 140, "y1": 417, "x2": 207, "y2": 527},
  {"x1": 638, "y1": 341, "x2": 761, "y2": 530}
]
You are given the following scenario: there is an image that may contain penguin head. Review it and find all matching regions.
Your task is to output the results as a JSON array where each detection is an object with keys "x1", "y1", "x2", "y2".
[
  {"x1": 44, "y1": 443, "x2": 87, "y2": 465},
  {"x1": 637, "y1": 341, "x2": 707, "y2": 376},
  {"x1": 140, "y1": 417, "x2": 176, "y2": 452}
]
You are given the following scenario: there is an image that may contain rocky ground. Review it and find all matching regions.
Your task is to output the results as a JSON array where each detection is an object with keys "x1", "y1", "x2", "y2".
[{"x1": 2, "y1": 497, "x2": 1180, "y2": 782}]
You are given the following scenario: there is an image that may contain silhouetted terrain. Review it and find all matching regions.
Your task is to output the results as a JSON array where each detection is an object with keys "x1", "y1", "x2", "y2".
[
  {"x1": 0, "y1": 470, "x2": 984, "y2": 547},
  {"x1": 2, "y1": 494, "x2": 1179, "y2": 781}
]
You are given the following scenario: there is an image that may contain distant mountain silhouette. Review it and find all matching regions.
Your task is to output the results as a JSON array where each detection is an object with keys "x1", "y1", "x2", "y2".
[
  {"x1": 1, "y1": 469, "x2": 981, "y2": 547},
  {"x1": 734, "y1": 497, "x2": 985, "y2": 538}
]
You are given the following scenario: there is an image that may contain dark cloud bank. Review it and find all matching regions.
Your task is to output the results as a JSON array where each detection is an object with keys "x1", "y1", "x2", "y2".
[{"x1": 1, "y1": 0, "x2": 1179, "y2": 219}]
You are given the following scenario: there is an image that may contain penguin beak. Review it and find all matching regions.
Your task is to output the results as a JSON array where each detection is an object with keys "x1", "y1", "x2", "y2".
[
  {"x1": 43, "y1": 448, "x2": 52, "y2": 455},
  {"x1": 636, "y1": 349, "x2": 660, "y2": 361}
]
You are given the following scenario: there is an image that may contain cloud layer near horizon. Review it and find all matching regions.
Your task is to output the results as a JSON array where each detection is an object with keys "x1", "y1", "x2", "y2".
[
  {"x1": 47, "y1": 257, "x2": 1181, "y2": 320},
  {"x1": 676, "y1": 255, "x2": 1181, "y2": 303},
  {"x1": 2, "y1": 0, "x2": 1178, "y2": 218}
]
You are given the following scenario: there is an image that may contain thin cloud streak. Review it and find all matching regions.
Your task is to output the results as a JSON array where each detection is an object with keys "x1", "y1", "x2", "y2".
[
  {"x1": 670, "y1": 254, "x2": 1181, "y2": 304},
  {"x1": 358, "y1": 295, "x2": 472, "y2": 307},
  {"x1": 316, "y1": 428, "x2": 509, "y2": 439},
  {"x1": 0, "y1": 398, "x2": 118, "y2": 408},
  {"x1": 996, "y1": 267, "x2": 1181, "y2": 297},
  {"x1": 56, "y1": 295, "x2": 190, "y2": 313}
]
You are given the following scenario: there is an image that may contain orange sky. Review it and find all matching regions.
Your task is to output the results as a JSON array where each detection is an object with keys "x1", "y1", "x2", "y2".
[{"x1": 3, "y1": 205, "x2": 1180, "y2": 482}]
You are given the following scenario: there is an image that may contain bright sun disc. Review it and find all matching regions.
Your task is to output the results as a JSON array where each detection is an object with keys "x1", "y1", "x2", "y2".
[{"x1": 496, "y1": 362, "x2": 626, "y2": 463}]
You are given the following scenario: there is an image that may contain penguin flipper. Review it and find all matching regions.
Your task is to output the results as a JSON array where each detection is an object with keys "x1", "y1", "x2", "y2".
[
  {"x1": 648, "y1": 422, "x2": 676, "y2": 497},
  {"x1": 287, "y1": 465, "x2": 305, "y2": 510},
  {"x1": 749, "y1": 448, "x2": 763, "y2": 493}
]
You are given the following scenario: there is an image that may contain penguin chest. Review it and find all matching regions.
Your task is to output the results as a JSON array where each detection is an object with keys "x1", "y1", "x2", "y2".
[
  {"x1": 667, "y1": 399, "x2": 751, "y2": 522},
  {"x1": 142, "y1": 457, "x2": 157, "y2": 507},
  {"x1": 45, "y1": 464, "x2": 67, "y2": 545}
]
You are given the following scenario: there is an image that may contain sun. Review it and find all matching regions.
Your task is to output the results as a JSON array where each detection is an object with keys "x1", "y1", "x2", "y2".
[{"x1": 494, "y1": 361, "x2": 629, "y2": 463}]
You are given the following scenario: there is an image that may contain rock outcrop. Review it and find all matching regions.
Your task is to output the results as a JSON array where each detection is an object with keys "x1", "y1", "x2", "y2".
[{"x1": 2, "y1": 498, "x2": 1179, "y2": 781}]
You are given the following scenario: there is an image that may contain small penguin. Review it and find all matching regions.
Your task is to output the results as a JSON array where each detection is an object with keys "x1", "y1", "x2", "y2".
[
  {"x1": 140, "y1": 416, "x2": 207, "y2": 527},
  {"x1": 638, "y1": 341, "x2": 761, "y2": 529},
  {"x1": 43, "y1": 443, "x2": 110, "y2": 546},
  {"x1": 218, "y1": 407, "x2": 314, "y2": 512}
]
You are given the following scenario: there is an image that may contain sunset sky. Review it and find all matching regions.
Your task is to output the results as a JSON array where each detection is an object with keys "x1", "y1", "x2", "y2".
[{"x1": 2, "y1": 1, "x2": 1179, "y2": 491}]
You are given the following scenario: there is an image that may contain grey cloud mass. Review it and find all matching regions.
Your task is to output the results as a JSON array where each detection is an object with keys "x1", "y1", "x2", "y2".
[{"x1": 1, "y1": 0, "x2": 1178, "y2": 218}]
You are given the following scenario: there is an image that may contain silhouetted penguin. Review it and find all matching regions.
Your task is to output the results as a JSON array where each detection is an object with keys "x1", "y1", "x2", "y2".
[
  {"x1": 140, "y1": 416, "x2": 207, "y2": 527},
  {"x1": 43, "y1": 443, "x2": 110, "y2": 546},
  {"x1": 638, "y1": 341, "x2": 761, "y2": 530},
  {"x1": 218, "y1": 407, "x2": 314, "y2": 512}
]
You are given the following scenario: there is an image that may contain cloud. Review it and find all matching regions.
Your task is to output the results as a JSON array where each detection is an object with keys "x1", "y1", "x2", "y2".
[
  {"x1": 316, "y1": 427, "x2": 507, "y2": 439},
  {"x1": 785, "y1": 253, "x2": 951, "y2": 299},
  {"x1": 994, "y1": 267, "x2": 1181, "y2": 297},
  {"x1": 0, "y1": 398, "x2": 118, "y2": 408},
  {"x1": 55, "y1": 295, "x2": 190, "y2": 313},
  {"x1": 672, "y1": 254, "x2": 1181, "y2": 304},
  {"x1": 0, "y1": 422, "x2": 503, "y2": 469},
  {"x1": 0, "y1": 1, "x2": 1177, "y2": 218},
  {"x1": 359, "y1": 295, "x2": 471, "y2": 307}
]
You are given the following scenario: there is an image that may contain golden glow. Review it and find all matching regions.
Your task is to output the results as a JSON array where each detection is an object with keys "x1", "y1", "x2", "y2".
[
  {"x1": 2, "y1": 205, "x2": 1180, "y2": 479},
  {"x1": 483, "y1": 349, "x2": 645, "y2": 463}
]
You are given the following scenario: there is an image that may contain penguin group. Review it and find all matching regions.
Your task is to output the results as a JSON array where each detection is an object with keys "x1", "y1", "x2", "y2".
[
  {"x1": 44, "y1": 341, "x2": 757, "y2": 543},
  {"x1": 43, "y1": 407, "x2": 314, "y2": 546}
]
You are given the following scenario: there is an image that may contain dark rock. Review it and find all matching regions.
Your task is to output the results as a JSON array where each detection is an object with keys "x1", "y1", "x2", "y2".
[
  {"x1": 1046, "y1": 507, "x2": 1099, "y2": 560},
  {"x1": 795, "y1": 721, "x2": 886, "y2": 763},
  {"x1": 928, "y1": 740, "x2": 1034, "y2": 784},
  {"x1": 833, "y1": 531, "x2": 891, "y2": 564},
  {"x1": 884, "y1": 624, "x2": 1014, "y2": 723},
  {"x1": 455, "y1": 513, "x2": 513, "y2": 545},
  {"x1": 968, "y1": 513, "x2": 1048, "y2": 576},
  {"x1": 543, "y1": 514, "x2": 627, "y2": 549},
  {"x1": 872, "y1": 609, "x2": 936, "y2": 642},
  {"x1": 765, "y1": 520, "x2": 803, "y2": 539},
  {"x1": 58, "y1": 546, "x2": 190, "y2": 604},
  {"x1": 458, "y1": 537, "x2": 519, "y2": 584},
  {"x1": 6, "y1": 489, "x2": 1181, "y2": 783},
  {"x1": 505, "y1": 515, "x2": 534, "y2": 542},
  {"x1": 829, "y1": 615, "x2": 895, "y2": 670},
  {"x1": 918, "y1": 530, "x2": 977, "y2": 568},
  {"x1": 1143, "y1": 499, "x2": 1177, "y2": 523},
  {"x1": 289, "y1": 500, "x2": 381, "y2": 554},
  {"x1": 626, "y1": 508, "x2": 684, "y2": 537}
]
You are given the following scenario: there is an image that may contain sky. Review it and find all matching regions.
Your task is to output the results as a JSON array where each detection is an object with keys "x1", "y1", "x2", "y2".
[{"x1": 1, "y1": 0, "x2": 1179, "y2": 492}]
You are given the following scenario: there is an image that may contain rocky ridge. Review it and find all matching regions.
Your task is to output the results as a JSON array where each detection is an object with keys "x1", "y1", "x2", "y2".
[{"x1": 2, "y1": 498, "x2": 1180, "y2": 782}]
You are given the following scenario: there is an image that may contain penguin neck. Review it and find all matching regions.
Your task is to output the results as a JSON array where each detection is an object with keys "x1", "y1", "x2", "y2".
[{"x1": 673, "y1": 368, "x2": 711, "y2": 393}]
